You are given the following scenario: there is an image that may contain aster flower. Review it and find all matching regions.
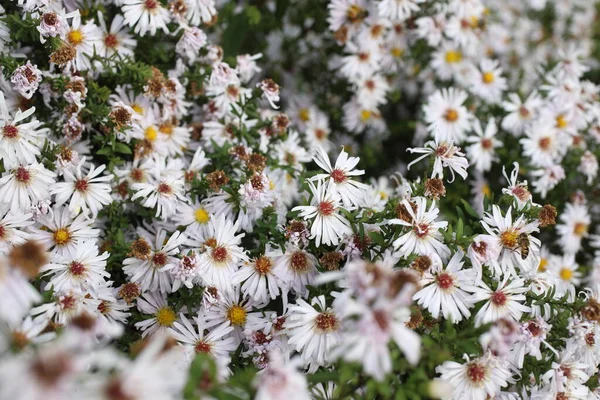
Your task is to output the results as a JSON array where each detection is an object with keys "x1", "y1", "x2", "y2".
[
  {"x1": 196, "y1": 215, "x2": 248, "y2": 292},
  {"x1": 556, "y1": 202, "x2": 590, "y2": 254},
  {"x1": 310, "y1": 146, "x2": 368, "y2": 208},
  {"x1": 389, "y1": 197, "x2": 450, "y2": 259},
  {"x1": 423, "y1": 87, "x2": 472, "y2": 143},
  {"x1": 413, "y1": 251, "x2": 477, "y2": 323},
  {"x1": 465, "y1": 119, "x2": 500, "y2": 173},
  {"x1": 471, "y1": 277, "x2": 531, "y2": 327},
  {"x1": 293, "y1": 180, "x2": 353, "y2": 247},
  {"x1": 286, "y1": 295, "x2": 342, "y2": 373},
  {"x1": 135, "y1": 291, "x2": 178, "y2": 337},
  {"x1": 407, "y1": 140, "x2": 469, "y2": 182},
  {"x1": 122, "y1": 0, "x2": 170, "y2": 37},
  {"x1": 0, "y1": 163, "x2": 55, "y2": 214},
  {"x1": 51, "y1": 158, "x2": 112, "y2": 217}
]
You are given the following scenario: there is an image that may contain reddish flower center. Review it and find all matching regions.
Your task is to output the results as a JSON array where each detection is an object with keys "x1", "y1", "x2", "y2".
[
  {"x1": 15, "y1": 167, "x2": 31, "y2": 184},
  {"x1": 97, "y1": 301, "x2": 110, "y2": 315},
  {"x1": 144, "y1": 0, "x2": 158, "y2": 9},
  {"x1": 586, "y1": 332, "x2": 596, "y2": 346},
  {"x1": 436, "y1": 273, "x2": 454, "y2": 290},
  {"x1": 69, "y1": 261, "x2": 86, "y2": 276},
  {"x1": 194, "y1": 340, "x2": 212, "y2": 354},
  {"x1": 318, "y1": 201, "x2": 335, "y2": 216},
  {"x1": 290, "y1": 251, "x2": 309, "y2": 273},
  {"x1": 330, "y1": 168, "x2": 347, "y2": 183},
  {"x1": 519, "y1": 106, "x2": 530, "y2": 118},
  {"x1": 254, "y1": 256, "x2": 272, "y2": 275},
  {"x1": 314, "y1": 312, "x2": 339, "y2": 333},
  {"x1": 0, "y1": 225, "x2": 5, "y2": 239},
  {"x1": 157, "y1": 182, "x2": 172, "y2": 195},
  {"x1": 3, "y1": 125, "x2": 18, "y2": 139},
  {"x1": 75, "y1": 179, "x2": 89, "y2": 192},
  {"x1": 60, "y1": 295, "x2": 77, "y2": 310},
  {"x1": 480, "y1": 138, "x2": 493, "y2": 150},
  {"x1": 538, "y1": 137, "x2": 551, "y2": 150},
  {"x1": 130, "y1": 168, "x2": 144, "y2": 182},
  {"x1": 414, "y1": 223, "x2": 430, "y2": 238},
  {"x1": 466, "y1": 363, "x2": 486, "y2": 383},
  {"x1": 526, "y1": 321, "x2": 542, "y2": 336},
  {"x1": 491, "y1": 290, "x2": 507, "y2": 306},
  {"x1": 104, "y1": 34, "x2": 118, "y2": 48},
  {"x1": 152, "y1": 252, "x2": 167, "y2": 267},
  {"x1": 212, "y1": 246, "x2": 228, "y2": 263}
]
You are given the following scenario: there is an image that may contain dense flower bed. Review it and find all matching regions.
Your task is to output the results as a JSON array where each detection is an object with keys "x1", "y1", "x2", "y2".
[{"x1": 1, "y1": 0, "x2": 600, "y2": 399}]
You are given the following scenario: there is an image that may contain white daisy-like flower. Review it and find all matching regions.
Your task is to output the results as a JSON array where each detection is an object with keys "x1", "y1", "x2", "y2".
[
  {"x1": 96, "y1": 12, "x2": 137, "y2": 59},
  {"x1": 501, "y1": 91, "x2": 543, "y2": 136},
  {"x1": 377, "y1": 0, "x2": 425, "y2": 21},
  {"x1": 196, "y1": 215, "x2": 248, "y2": 292},
  {"x1": 272, "y1": 245, "x2": 319, "y2": 298},
  {"x1": 123, "y1": 228, "x2": 186, "y2": 294},
  {"x1": 413, "y1": 251, "x2": 477, "y2": 323},
  {"x1": 390, "y1": 197, "x2": 450, "y2": 259},
  {"x1": 520, "y1": 121, "x2": 568, "y2": 168},
  {"x1": 465, "y1": 119, "x2": 500, "y2": 173},
  {"x1": 423, "y1": 87, "x2": 472, "y2": 143},
  {"x1": 436, "y1": 352, "x2": 514, "y2": 400},
  {"x1": 64, "y1": 13, "x2": 102, "y2": 71},
  {"x1": 556, "y1": 202, "x2": 590, "y2": 255},
  {"x1": 232, "y1": 248, "x2": 285, "y2": 306},
  {"x1": 135, "y1": 291, "x2": 179, "y2": 337},
  {"x1": 186, "y1": 0, "x2": 218, "y2": 26},
  {"x1": 0, "y1": 163, "x2": 55, "y2": 214},
  {"x1": 293, "y1": 180, "x2": 353, "y2": 247},
  {"x1": 169, "y1": 311, "x2": 236, "y2": 369},
  {"x1": 407, "y1": 140, "x2": 469, "y2": 182},
  {"x1": 468, "y1": 59, "x2": 507, "y2": 104},
  {"x1": 471, "y1": 277, "x2": 531, "y2": 327},
  {"x1": 286, "y1": 295, "x2": 342, "y2": 373},
  {"x1": 51, "y1": 158, "x2": 113, "y2": 217},
  {"x1": 41, "y1": 240, "x2": 109, "y2": 292},
  {"x1": 122, "y1": 0, "x2": 170, "y2": 37},
  {"x1": 0, "y1": 205, "x2": 33, "y2": 253},
  {"x1": 131, "y1": 175, "x2": 187, "y2": 219},
  {"x1": 310, "y1": 146, "x2": 368, "y2": 208}
]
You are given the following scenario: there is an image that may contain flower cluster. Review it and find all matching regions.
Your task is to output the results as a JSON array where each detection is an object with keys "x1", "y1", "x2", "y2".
[{"x1": 2, "y1": 0, "x2": 600, "y2": 399}]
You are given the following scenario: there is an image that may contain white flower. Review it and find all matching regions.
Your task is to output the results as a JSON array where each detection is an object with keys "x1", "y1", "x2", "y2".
[
  {"x1": 413, "y1": 251, "x2": 477, "y2": 323},
  {"x1": 176, "y1": 27, "x2": 207, "y2": 63},
  {"x1": 51, "y1": 158, "x2": 112, "y2": 217},
  {"x1": 293, "y1": 180, "x2": 353, "y2": 247},
  {"x1": 423, "y1": 88, "x2": 472, "y2": 143},
  {"x1": 501, "y1": 91, "x2": 542, "y2": 136},
  {"x1": 530, "y1": 164, "x2": 566, "y2": 199},
  {"x1": 377, "y1": 0, "x2": 425, "y2": 21},
  {"x1": 232, "y1": 250, "x2": 285, "y2": 306},
  {"x1": 254, "y1": 350, "x2": 311, "y2": 400},
  {"x1": 96, "y1": 13, "x2": 137, "y2": 59},
  {"x1": 131, "y1": 175, "x2": 187, "y2": 219},
  {"x1": 0, "y1": 163, "x2": 55, "y2": 214},
  {"x1": 556, "y1": 202, "x2": 590, "y2": 254},
  {"x1": 0, "y1": 205, "x2": 33, "y2": 253},
  {"x1": 169, "y1": 311, "x2": 236, "y2": 369},
  {"x1": 64, "y1": 13, "x2": 103, "y2": 71},
  {"x1": 271, "y1": 245, "x2": 318, "y2": 297},
  {"x1": 471, "y1": 277, "x2": 531, "y2": 327},
  {"x1": 186, "y1": 0, "x2": 217, "y2": 26},
  {"x1": 578, "y1": 150, "x2": 598, "y2": 185},
  {"x1": 501, "y1": 162, "x2": 534, "y2": 210},
  {"x1": 123, "y1": 228, "x2": 186, "y2": 293},
  {"x1": 135, "y1": 291, "x2": 178, "y2": 337},
  {"x1": 41, "y1": 240, "x2": 109, "y2": 292},
  {"x1": 0, "y1": 254, "x2": 42, "y2": 325},
  {"x1": 436, "y1": 352, "x2": 514, "y2": 400},
  {"x1": 122, "y1": 0, "x2": 170, "y2": 36},
  {"x1": 465, "y1": 119, "x2": 500, "y2": 173},
  {"x1": 286, "y1": 295, "x2": 342, "y2": 372},
  {"x1": 407, "y1": 140, "x2": 469, "y2": 182},
  {"x1": 390, "y1": 197, "x2": 450, "y2": 259},
  {"x1": 0, "y1": 93, "x2": 47, "y2": 170},
  {"x1": 468, "y1": 59, "x2": 507, "y2": 104},
  {"x1": 310, "y1": 146, "x2": 368, "y2": 208},
  {"x1": 196, "y1": 215, "x2": 248, "y2": 292}
]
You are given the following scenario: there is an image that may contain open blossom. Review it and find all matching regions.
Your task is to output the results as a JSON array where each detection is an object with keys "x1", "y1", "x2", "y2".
[
  {"x1": 293, "y1": 180, "x2": 353, "y2": 247},
  {"x1": 413, "y1": 251, "x2": 478, "y2": 323},
  {"x1": 51, "y1": 158, "x2": 112, "y2": 217},
  {"x1": 122, "y1": 0, "x2": 170, "y2": 36},
  {"x1": 0, "y1": 163, "x2": 55, "y2": 214},
  {"x1": 390, "y1": 197, "x2": 450, "y2": 259},
  {"x1": 423, "y1": 87, "x2": 472, "y2": 143},
  {"x1": 258, "y1": 79, "x2": 280, "y2": 109},
  {"x1": 471, "y1": 277, "x2": 531, "y2": 327},
  {"x1": 310, "y1": 146, "x2": 368, "y2": 207},
  {"x1": 407, "y1": 140, "x2": 469, "y2": 182}
]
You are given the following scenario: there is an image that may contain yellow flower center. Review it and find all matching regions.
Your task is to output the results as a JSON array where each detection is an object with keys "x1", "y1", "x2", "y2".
[
  {"x1": 132, "y1": 104, "x2": 143, "y2": 114},
  {"x1": 194, "y1": 208, "x2": 210, "y2": 224},
  {"x1": 67, "y1": 30, "x2": 84, "y2": 46},
  {"x1": 560, "y1": 268, "x2": 573, "y2": 281},
  {"x1": 379, "y1": 191, "x2": 388, "y2": 200},
  {"x1": 556, "y1": 115, "x2": 567, "y2": 129},
  {"x1": 482, "y1": 72, "x2": 495, "y2": 84},
  {"x1": 500, "y1": 230, "x2": 519, "y2": 248},
  {"x1": 444, "y1": 109, "x2": 459, "y2": 122},
  {"x1": 391, "y1": 47, "x2": 403, "y2": 58},
  {"x1": 144, "y1": 126, "x2": 158, "y2": 141},
  {"x1": 538, "y1": 258, "x2": 548, "y2": 272},
  {"x1": 445, "y1": 50, "x2": 463, "y2": 64},
  {"x1": 482, "y1": 184, "x2": 491, "y2": 198},
  {"x1": 574, "y1": 222, "x2": 588, "y2": 236},
  {"x1": 155, "y1": 307, "x2": 177, "y2": 326},
  {"x1": 299, "y1": 108, "x2": 310, "y2": 122},
  {"x1": 53, "y1": 228, "x2": 71, "y2": 246},
  {"x1": 227, "y1": 305, "x2": 247, "y2": 326},
  {"x1": 360, "y1": 110, "x2": 372, "y2": 122}
]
